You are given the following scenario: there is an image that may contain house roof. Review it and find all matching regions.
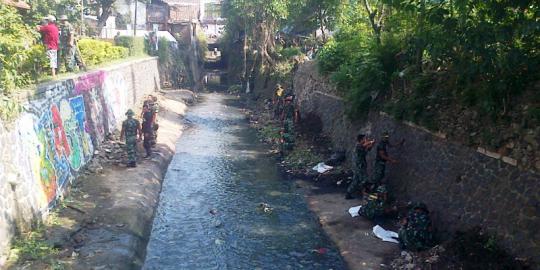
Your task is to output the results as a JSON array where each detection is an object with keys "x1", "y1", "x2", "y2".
[
  {"x1": 2, "y1": 0, "x2": 30, "y2": 9},
  {"x1": 163, "y1": 0, "x2": 199, "y2": 5},
  {"x1": 168, "y1": 3, "x2": 199, "y2": 22}
]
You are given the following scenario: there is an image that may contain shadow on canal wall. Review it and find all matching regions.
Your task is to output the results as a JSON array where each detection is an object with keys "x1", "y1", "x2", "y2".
[
  {"x1": 293, "y1": 61, "x2": 540, "y2": 265},
  {"x1": 0, "y1": 57, "x2": 160, "y2": 265}
]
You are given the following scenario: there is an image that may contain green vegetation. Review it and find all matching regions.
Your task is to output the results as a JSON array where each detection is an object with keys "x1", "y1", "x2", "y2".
[
  {"x1": 156, "y1": 37, "x2": 191, "y2": 87},
  {"x1": 258, "y1": 125, "x2": 281, "y2": 143},
  {"x1": 224, "y1": 0, "x2": 539, "y2": 141},
  {"x1": 316, "y1": 1, "x2": 539, "y2": 123},
  {"x1": 0, "y1": 3, "x2": 144, "y2": 121},
  {"x1": 9, "y1": 227, "x2": 59, "y2": 262},
  {"x1": 114, "y1": 36, "x2": 147, "y2": 56},
  {"x1": 284, "y1": 146, "x2": 323, "y2": 170},
  {"x1": 78, "y1": 39, "x2": 129, "y2": 66},
  {"x1": 0, "y1": 5, "x2": 48, "y2": 94}
]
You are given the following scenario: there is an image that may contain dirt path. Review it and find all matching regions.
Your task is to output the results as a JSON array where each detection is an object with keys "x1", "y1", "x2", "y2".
[{"x1": 6, "y1": 90, "x2": 194, "y2": 270}]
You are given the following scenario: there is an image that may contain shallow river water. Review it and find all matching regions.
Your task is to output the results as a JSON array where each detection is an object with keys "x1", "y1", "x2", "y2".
[{"x1": 143, "y1": 93, "x2": 346, "y2": 270}]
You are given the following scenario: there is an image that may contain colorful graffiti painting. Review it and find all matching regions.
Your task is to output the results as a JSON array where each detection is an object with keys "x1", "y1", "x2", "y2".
[{"x1": 2, "y1": 70, "x2": 130, "y2": 206}]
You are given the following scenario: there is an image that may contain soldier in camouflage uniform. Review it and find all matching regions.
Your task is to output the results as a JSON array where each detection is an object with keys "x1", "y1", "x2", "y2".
[
  {"x1": 398, "y1": 202, "x2": 434, "y2": 251},
  {"x1": 144, "y1": 95, "x2": 159, "y2": 146},
  {"x1": 346, "y1": 134, "x2": 375, "y2": 199},
  {"x1": 279, "y1": 127, "x2": 295, "y2": 158},
  {"x1": 371, "y1": 131, "x2": 401, "y2": 185},
  {"x1": 358, "y1": 185, "x2": 393, "y2": 224},
  {"x1": 120, "y1": 109, "x2": 142, "y2": 167},
  {"x1": 58, "y1": 15, "x2": 86, "y2": 72},
  {"x1": 281, "y1": 95, "x2": 296, "y2": 133}
]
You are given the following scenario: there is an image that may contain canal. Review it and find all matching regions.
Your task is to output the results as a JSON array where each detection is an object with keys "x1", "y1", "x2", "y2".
[{"x1": 143, "y1": 93, "x2": 346, "y2": 270}]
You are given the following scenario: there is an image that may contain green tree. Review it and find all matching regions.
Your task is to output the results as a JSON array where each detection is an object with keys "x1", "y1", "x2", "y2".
[{"x1": 288, "y1": 0, "x2": 344, "y2": 42}]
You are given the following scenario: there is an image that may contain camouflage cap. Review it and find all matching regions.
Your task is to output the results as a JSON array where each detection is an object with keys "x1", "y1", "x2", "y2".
[
  {"x1": 125, "y1": 109, "x2": 135, "y2": 116},
  {"x1": 382, "y1": 131, "x2": 390, "y2": 138}
]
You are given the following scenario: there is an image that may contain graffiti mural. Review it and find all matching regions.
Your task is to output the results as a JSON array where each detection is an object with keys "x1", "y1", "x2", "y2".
[
  {"x1": 0, "y1": 70, "x2": 134, "y2": 206},
  {"x1": 0, "y1": 58, "x2": 159, "y2": 259}
]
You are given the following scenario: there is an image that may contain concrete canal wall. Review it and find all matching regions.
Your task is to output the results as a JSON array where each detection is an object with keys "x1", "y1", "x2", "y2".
[
  {"x1": 0, "y1": 57, "x2": 160, "y2": 264},
  {"x1": 293, "y1": 61, "x2": 540, "y2": 265}
]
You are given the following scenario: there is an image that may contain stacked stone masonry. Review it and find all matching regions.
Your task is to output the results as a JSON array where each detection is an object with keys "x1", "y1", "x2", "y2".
[
  {"x1": 293, "y1": 61, "x2": 540, "y2": 265},
  {"x1": 0, "y1": 58, "x2": 160, "y2": 265}
]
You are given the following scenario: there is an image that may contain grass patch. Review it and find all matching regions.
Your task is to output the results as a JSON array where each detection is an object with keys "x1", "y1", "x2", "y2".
[
  {"x1": 284, "y1": 145, "x2": 323, "y2": 170},
  {"x1": 9, "y1": 226, "x2": 59, "y2": 262},
  {"x1": 258, "y1": 124, "x2": 281, "y2": 143}
]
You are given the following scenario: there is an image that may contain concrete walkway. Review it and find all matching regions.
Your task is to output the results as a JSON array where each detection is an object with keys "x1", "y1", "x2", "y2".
[{"x1": 296, "y1": 179, "x2": 400, "y2": 270}]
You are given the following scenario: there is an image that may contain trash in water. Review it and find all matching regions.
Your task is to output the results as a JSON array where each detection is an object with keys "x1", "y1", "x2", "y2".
[
  {"x1": 311, "y1": 247, "x2": 328, "y2": 255},
  {"x1": 312, "y1": 162, "x2": 334, "y2": 173},
  {"x1": 372, "y1": 225, "x2": 399, "y2": 244},
  {"x1": 348, "y1": 205, "x2": 362, "y2": 217},
  {"x1": 257, "y1": 203, "x2": 273, "y2": 214},
  {"x1": 209, "y1": 209, "x2": 218, "y2": 215}
]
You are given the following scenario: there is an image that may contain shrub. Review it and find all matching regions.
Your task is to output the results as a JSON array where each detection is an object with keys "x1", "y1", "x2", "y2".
[
  {"x1": 114, "y1": 36, "x2": 146, "y2": 56},
  {"x1": 78, "y1": 38, "x2": 129, "y2": 66},
  {"x1": 196, "y1": 31, "x2": 208, "y2": 62},
  {"x1": 270, "y1": 61, "x2": 294, "y2": 82},
  {"x1": 0, "y1": 5, "x2": 47, "y2": 94},
  {"x1": 278, "y1": 46, "x2": 302, "y2": 60}
]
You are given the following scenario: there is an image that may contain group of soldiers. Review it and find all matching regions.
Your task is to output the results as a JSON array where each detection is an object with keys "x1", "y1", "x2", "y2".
[
  {"x1": 119, "y1": 95, "x2": 159, "y2": 167},
  {"x1": 273, "y1": 84, "x2": 299, "y2": 156},
  {"x1": 347, "y1": 132, "x2": 434, "y2": 251}
]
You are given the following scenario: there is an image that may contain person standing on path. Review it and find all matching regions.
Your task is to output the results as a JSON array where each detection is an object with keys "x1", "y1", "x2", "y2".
[
  {"x1": 145, "y1": 95, "x2": 159, "y2": 146},
  {"x1": 371, "y1": 131, "x2": 403, "y2": 185},
  {"x1": 120, "y1": 109, "x2": 142, "y2": 167},
  {"x1": 346, "y1": 134, "x2": 375, "y2": 200},
  {"x1": 273, "y1": 84, "x2": 285, "y2": 120},
  {"x1": 141, "y1": 105, "x2": 154, "y2": 158},
  {"x1": 58, "y1": 15, "x2": 86, "y2": 72},
  {"x1": 37, "y1": 15, "x2": 59, "y2": 77}
]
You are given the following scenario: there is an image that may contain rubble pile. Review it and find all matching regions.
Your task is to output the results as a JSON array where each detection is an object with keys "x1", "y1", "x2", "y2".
[{"x1": 83, "y1": 134, "x2": 128, "y2": 175}]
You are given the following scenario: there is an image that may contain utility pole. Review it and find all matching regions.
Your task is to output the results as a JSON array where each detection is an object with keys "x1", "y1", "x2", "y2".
[
  {"x1": 133, "y1": 0, "x2": 138, "y2": 36},
  {"x1": 80, "y1": 0, "x2": 84, "y2": 36}
]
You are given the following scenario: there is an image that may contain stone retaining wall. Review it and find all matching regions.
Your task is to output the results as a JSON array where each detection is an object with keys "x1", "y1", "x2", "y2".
[
  {"x1": 0, "y1": 57, "x2": 160, "y2": 265},
  {"x1": 294, "y1": 61, "x2": 540, "y2": 265}
]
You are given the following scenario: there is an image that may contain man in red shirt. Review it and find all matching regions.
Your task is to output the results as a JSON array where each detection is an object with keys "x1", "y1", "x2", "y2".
[{"x1": 37, "y1": 15, "x2": 59, "y2": 77}]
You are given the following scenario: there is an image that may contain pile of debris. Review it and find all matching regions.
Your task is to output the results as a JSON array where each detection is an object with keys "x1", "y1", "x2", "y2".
[
  {"x1": 390, "y1": 246, "x2": 446, "y2": 270},
  {"x1": 83, "y1": 134, "x2": 128, "y2": 175}
]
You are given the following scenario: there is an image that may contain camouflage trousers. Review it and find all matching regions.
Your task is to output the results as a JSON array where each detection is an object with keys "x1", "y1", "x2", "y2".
[
  {"x1": 284, "y1": 119, "x2": 294, "y2": 134},
  {"x1": 360, "y1": 198, "x2": 385, "y2": 220},
  {"x1": 347, "y1": 166, "x2": 368, "y2": 194},
  {"x1": 371, "y1": 161, "x2": 386, "y2": 184},
  {"x1": 125, "y1": 136, "x2": 137, "y2": 164},
  {"x1": 143, "y1": 132, "x2": 153, "y2": 156},
  {"x1": 59, "y1": 46, "x2": 84, "y2": 72},
  {"x1": 398, "y1": 227, "x2": 433, "y2": 251}
]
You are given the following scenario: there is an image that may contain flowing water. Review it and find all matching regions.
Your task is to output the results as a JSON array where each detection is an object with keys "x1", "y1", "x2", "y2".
[{"x1": 143, "y1": 93, "x2": 346, "y2": 270}]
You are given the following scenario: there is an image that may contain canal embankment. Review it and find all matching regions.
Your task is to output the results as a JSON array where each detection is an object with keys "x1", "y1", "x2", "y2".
[
  {"x1": 0, "y1": 57, "x2": 161, "y2": 267},
  {"x1": 5, "y1": 90, "x2": 195, "y2": 270}
]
